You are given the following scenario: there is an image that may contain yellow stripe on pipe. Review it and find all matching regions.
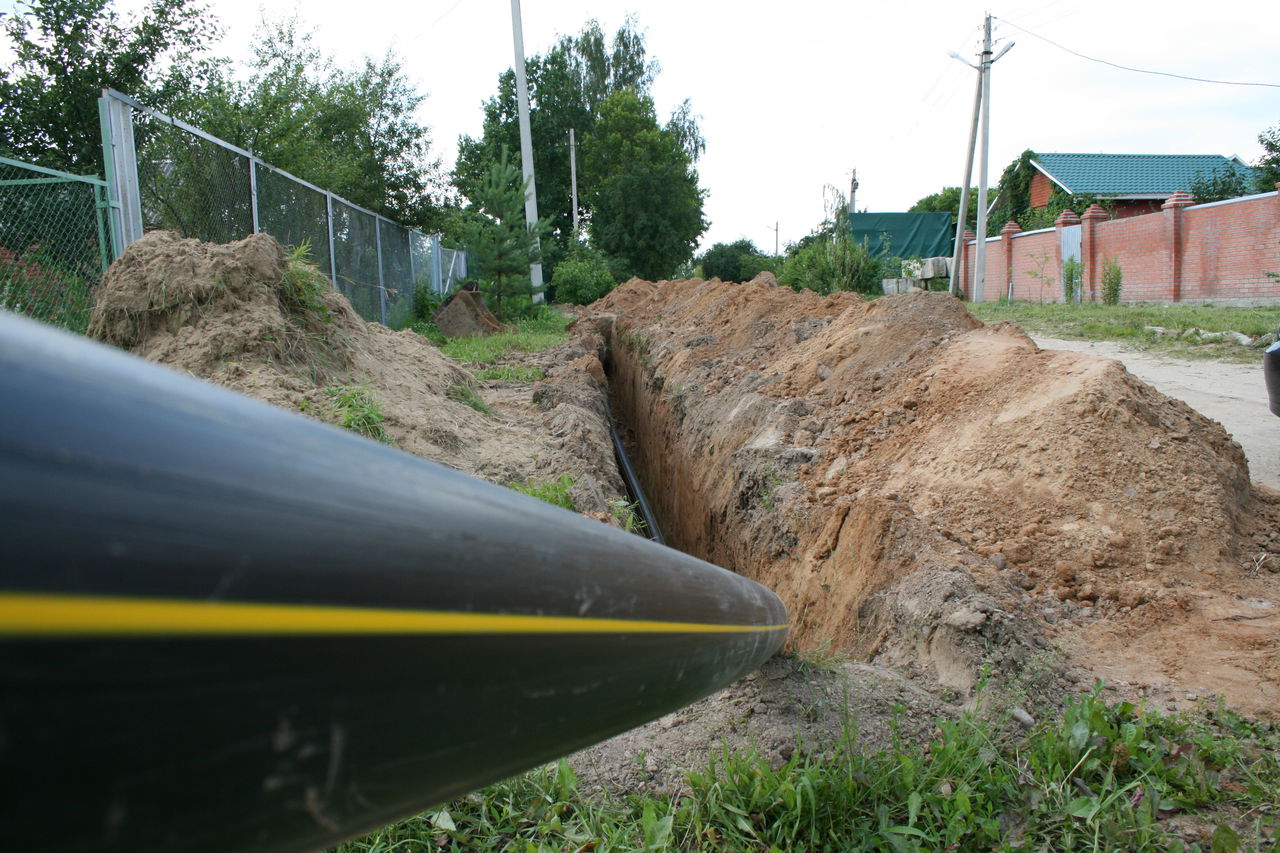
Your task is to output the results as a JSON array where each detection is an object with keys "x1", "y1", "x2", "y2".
[{"x1": 0, "y1": 592, "x2": 788, "y2": 637}]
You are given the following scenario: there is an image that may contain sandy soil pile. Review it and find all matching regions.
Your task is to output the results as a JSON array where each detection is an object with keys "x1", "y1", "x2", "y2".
[
  {"x1": 89, "y1": 231, "x2": 626, "y2": 513},
  {"x1": 592, "y1": 278, "x2": 1280, "y2": 717}
]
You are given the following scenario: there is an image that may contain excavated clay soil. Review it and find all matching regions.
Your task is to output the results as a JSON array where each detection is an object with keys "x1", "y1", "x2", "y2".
[
  {"x1": 84, "y1": 236, "x2": 1280, "y2": 795},
  {"x1": 88, "y1": 231, "x2": 628, "y2": 515},
  {"x1": 591, "y1": 277, "x2": 1280, "y2": 719}
]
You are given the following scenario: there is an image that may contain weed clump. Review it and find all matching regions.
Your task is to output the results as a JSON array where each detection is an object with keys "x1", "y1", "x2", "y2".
[
  {"x1": 508, "y1": 474, "x2": 576, "y2": 511},
  {"x1": 323, "y1": 385, "x2": 395, "y2": 445}
]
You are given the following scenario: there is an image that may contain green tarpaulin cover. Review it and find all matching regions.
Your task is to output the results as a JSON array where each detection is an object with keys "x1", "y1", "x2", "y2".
[{"x1": 848, "y1": 212, "x2": 952, "y2": 259}]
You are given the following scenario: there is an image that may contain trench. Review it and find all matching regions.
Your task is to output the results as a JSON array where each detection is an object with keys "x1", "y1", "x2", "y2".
[{"x1": 602, "y1": 325, "x2": 714, "y2": 563}]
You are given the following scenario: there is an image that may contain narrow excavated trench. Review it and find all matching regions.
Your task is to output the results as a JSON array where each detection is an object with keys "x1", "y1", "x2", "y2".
[
  {"x1": 582, "y1": 277, "x2": 1280, "y2": 720},
  {"x1": 606, "y1": 329, "x2": 714, "y2": 560}
]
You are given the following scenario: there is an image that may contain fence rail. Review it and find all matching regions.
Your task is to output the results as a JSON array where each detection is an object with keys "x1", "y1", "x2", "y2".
[
  {"x1": 0, "y1": 155, "x2": 110, "y2": 334},
  {"x1": 99, "y1": 88, "x2": 466, "y2": 326}
]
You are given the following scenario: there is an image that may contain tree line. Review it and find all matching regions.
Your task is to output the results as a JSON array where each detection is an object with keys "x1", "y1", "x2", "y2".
[{"x1": 0, "y1": 0, "x2": 708, "y2": 317}]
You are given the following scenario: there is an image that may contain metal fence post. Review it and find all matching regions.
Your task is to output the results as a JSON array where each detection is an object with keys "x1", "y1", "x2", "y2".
[
  {"x1": 93, "y1": 183, "x2": 110, "y2": 275},
  {"x1": 431, "y1": 233, "x2": 444, "y2": 295},
  {"x1": 325, "y1": 192, "x2": 338, "y2": 291},
  {"x1": 98, "y1": 91, "x2": 143, "y2": 254},
  {"x1": 248, "y1": 155, "x2": 260, "y2": 234},
  {"x1": 376, "y1": 218, "x2": 387, "y2": 326},
  {"x1": 408, "y1": 231, "x2": 417, "y2": 302}
]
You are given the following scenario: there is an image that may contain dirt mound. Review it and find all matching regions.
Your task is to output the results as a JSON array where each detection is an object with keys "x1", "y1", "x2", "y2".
[
  {"x1": 433, "y1": 288, "x2": 505, "y2": 338},
  {"x1": 595, "y1": 278, "x2": 1280, "y2": 716},
  {"x1": 89, "y1": 231, "x2": 626, "y2": 511}
]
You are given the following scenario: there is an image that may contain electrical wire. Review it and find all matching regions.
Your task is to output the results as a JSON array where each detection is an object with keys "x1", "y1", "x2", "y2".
[{"x1": 994, "y1": 16, "x2": 1280, "y2": 88}]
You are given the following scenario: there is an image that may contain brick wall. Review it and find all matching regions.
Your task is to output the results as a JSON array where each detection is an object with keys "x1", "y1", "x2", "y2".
[
  {"x1": 961, "y1": 187, "x2": 1280, "y2": 303},
  {"x1": 1029, "y1": 171, "x2": 1053, "y2": 209}
]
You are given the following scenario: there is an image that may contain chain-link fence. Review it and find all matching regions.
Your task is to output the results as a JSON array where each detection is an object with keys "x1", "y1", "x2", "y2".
[
  {"x1": 0, "y1": 156, "x2": 110, "y2": 334},
  {"x1": 101, "y1": 89, "x2": 465, "y2": 327}
]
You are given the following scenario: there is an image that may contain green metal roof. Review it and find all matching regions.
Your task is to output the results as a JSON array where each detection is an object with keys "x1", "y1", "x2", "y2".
[{"x1": 1032, "y1": 153, "x2": 1255, "y2": 197}]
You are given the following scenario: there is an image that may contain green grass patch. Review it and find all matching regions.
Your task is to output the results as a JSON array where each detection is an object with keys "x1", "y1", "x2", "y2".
[
  {"x1": 608, "y1": 497, "x2": 648, "y2": 535},
  {"x1": 473, "y1": 365, "x2": 546, "y2": 382},
  {"x1": 447, "y1": 382, "x2": 491, "y2": 415},
  {"x1": 507, "y1": 474, "x2": 575, "y2": 511},
  {"x1": 970, "y1": 302, "x2": 1280, "y2": 362},
  {"x1": 436, "y1": 308, "x2": 572, "y2": 365},
  {"x1": 334, "y1": 688, "x2": 1280, "y2": 852},
  {"x1": 322, "y1": 385, "x2": 395, "y2": 445},
  {"x1": 408, "y1": 318, "x2": 447, "y2": 345}
]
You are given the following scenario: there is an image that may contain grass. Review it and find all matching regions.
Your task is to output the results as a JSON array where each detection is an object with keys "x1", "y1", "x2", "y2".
[
  {"x1": 334, "y1": 687, "x2": 1280, "y2": 852},
  {"x1": 430, "y1": 308, "x2": 573, "y2": 365},
  {"x1": 447, "y1": 381, "x2": 491, "y2": 415},
  {"x1": 609, "y1": 497, "x2": 648, "y2": 535},
  {"x1": 969, "y1": 301, "x2": 1280, "y2": 363},
  {"x1": 322, "y1": 385, "x2": 395, "y2": 445},
  {"x1": 507, "y1": 474, "x2": 576, "y2": 511},
  {"x1": 473, "y1": 365, "x2": 546, "y2": 382}
]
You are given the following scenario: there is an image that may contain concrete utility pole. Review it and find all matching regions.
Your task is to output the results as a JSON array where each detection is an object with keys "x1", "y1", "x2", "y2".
[
  {"x1": 949, "y1": 58, "x2": 983, "y2": 296},
  {"x1": 848, "y1": 169, "x2": 859, "y2": 214},
  {"x1": 510, "y1": 0, "x2": 544, "y2": 302},
  {"x1": 569, "y1": 128, "x2": 579, "y2": 236},
  {"x1": 971, "y1": 14, "x2": 1014, "y2": 302}
]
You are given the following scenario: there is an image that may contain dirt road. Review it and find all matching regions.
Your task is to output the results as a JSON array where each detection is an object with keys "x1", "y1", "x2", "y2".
[{"x1": 1033, "y1": 336, "x2": 1279, "y2": 491}]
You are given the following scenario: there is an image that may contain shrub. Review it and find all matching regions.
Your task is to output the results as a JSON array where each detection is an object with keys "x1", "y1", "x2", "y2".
[
  {"x1": 1101, "y1": 256, "x2": 1123, "y2": 305},
  {"x1": 778, "y1": 235, "x2": 880, "y2": 295},
  {"x1": 551, "y1": 255, "x2": 615, "y2": 305},
  {"x1": 1062, "y1": 256, "x2": 1083, "y2": 303}
]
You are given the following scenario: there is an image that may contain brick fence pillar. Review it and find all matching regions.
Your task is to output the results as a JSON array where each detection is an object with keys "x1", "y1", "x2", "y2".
[
  {"x1": 1080, "y1": 204, "x2": 1108, "y2": 302},
  {"x1": 1000, "y1": 221, "x2": 1022, "y2": 301},
  {"x1": 1162, "y1": 191, "x2": 1194, "y2": 302},
  {"x1": 961, "y1": 229, "x2": 975, "y2": 300},
  {"x1": 1054, "y1": 209, "x2": 1080, "y2": 303}
]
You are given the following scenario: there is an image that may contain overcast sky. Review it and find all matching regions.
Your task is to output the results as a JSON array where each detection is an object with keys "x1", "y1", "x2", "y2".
[{"x1": 4, "y1": 0, "x2": 1278, "y2": 253}]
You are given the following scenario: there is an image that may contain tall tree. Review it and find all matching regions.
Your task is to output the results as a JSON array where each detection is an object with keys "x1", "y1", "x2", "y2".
[
  {"x1": 454, "y1": 17, "x2": 697, "y2": 279},
  {"x1": 174, "y1": 16, "x2": 450, "y2": 231},
  {"x1": 582, "y1": 90, "x2": 705, "y2": 281},
  {"x1": 459, "y1": 149, "x2": 549, "y2": 319},
  {"x1": 1256, "y1": 121, "x2": 1280, "y2": 191},
  {"x1": 0, "y1": 0, "x2": 218, "y2": 173},
  {"x1": 909, "y1": 186, "x2": 978, "y2": 230}
]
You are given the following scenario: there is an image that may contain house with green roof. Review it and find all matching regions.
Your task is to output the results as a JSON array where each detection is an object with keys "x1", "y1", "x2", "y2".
[{"x1": 1029, "y1": 153, "x2": 1256, "y2": 219}]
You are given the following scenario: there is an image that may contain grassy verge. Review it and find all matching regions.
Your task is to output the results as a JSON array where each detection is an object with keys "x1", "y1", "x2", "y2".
[
  {"x1": 473, "y1": 365, "x2": 547, "y2": 382},
  {"x1": 507, "y1": 474, "x2": 576, "y2": 511},
  {"x1": 412, "y1": 308, "x2": 572, "y2": 365},
  {"x1": 969, "y1": 302, "x2": 1280, "y2": 363},
  {"x1": 335, "y1": 688, "x2": 1278, "y2": 852}
]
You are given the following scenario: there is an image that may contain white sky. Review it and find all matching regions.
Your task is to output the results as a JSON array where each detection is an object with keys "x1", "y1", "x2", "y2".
[{"x1": 4, "y1": 0, "x2": 1278, "y2": 252}]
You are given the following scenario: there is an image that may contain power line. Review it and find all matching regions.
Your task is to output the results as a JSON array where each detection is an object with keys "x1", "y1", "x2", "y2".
[{"x1": 994, "y1": 16, "x2": 1280, "y2": 88}]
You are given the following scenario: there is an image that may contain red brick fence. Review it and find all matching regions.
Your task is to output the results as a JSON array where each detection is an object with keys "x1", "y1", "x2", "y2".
[{"x1": 958, "y1": 183, "x2": 1280, "y2": 303}]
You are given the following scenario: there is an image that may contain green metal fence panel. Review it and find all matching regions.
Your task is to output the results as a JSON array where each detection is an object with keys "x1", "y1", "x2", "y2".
[
  {"x1": 99, "y1": 89, "x2": 464, "y2": 329},
  {"x1": 0, "y1": 157, "x2": 110, "y2": 334}
]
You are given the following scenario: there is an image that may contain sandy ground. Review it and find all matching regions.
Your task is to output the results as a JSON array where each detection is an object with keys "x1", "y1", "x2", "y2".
[{"x1": 1032, "y1": 336, "x2": 1279, "y2": 491}]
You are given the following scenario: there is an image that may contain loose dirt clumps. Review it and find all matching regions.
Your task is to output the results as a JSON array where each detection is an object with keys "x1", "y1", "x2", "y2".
[
  {"x1": 592, "y1": 278, "x2": 1280, "y2": 718},
  {"x1": 89, "y1": 231, "x2": 627, "y2": 512}
]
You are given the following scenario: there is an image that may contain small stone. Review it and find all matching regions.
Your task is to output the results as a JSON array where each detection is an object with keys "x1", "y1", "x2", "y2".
[
  {"x1": 990, "y1": 553, "x2": 1008, "y2": 570},
  {"x1": 944, "y1": 606, "x2": 988, "y2": 631},
  {"x1": 1011, "y1": 707, "x2": 1034, "y2": 729}
]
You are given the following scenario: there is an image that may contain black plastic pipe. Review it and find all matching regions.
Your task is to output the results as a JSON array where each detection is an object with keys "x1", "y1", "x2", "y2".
[
  {"x1": 608, "y1": 418, "x2": 666, "y2": 545},
  {"x1": 0, "y1": 311, "x2": 786, "y2": 853},
  {"x1": 1266, "y1": 340, "x2": 1280, "y2": 417}
]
